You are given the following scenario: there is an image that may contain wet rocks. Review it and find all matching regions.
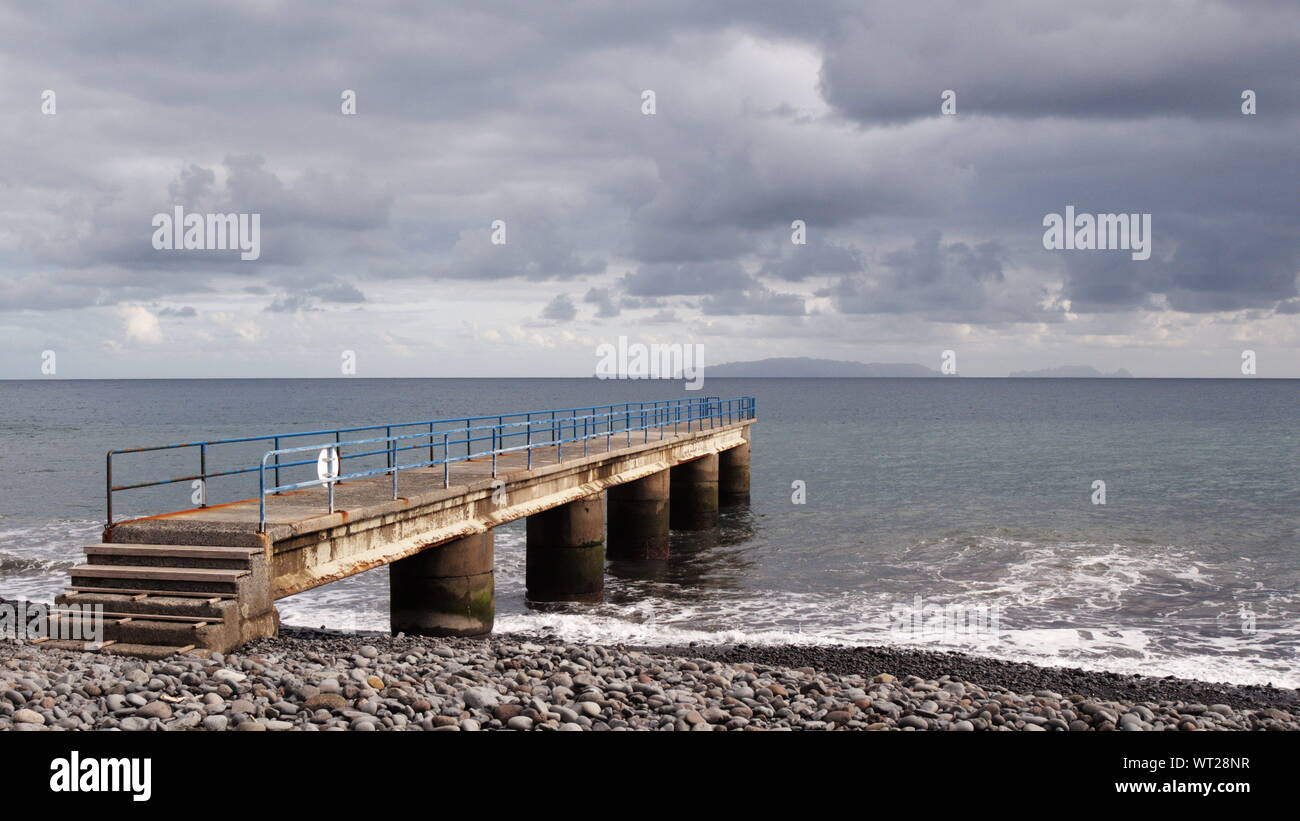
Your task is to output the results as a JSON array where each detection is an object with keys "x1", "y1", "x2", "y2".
[{"x1": 0, "y1": 631, "x2": 1295, "y2": 732}]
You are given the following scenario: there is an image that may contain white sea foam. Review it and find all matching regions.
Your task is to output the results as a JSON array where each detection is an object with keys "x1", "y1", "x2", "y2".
[
  {"x1": 0, "y1": 519, "x2": 100, "y2": 603},
  {"x1": 11, "y1": 519, "x2": 1295, "y2": 688}
]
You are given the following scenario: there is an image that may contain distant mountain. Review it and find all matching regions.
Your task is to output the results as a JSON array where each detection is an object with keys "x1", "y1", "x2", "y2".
[
  {"x1": 708, "y1": 357, "x2": 942, "y2": 377},
  {"x1": 1009, "y1": 365, "x2": 1134, "y2": 378}
]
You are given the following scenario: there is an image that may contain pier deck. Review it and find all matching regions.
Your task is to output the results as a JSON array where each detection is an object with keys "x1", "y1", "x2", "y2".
[{"x1": 53, "y1": 397, "x2": 755, "y2": 656}]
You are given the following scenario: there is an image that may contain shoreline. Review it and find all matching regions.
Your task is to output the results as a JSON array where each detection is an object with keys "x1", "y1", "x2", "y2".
[
  {"x1": 1, "y1": 627, "x2": 1295, "y2": 731},
  {"x1": 645, "y1": 641, "x2": 1299, "y2": 713}
]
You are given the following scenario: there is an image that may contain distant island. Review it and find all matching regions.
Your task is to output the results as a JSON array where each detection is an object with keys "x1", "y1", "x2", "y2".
[
  {"x1": 1008, "y1": 365, "x2": 1134, "y2": 378},
  {"x1": 708, "y1": 357, "x2": 941, "y2": 377}
]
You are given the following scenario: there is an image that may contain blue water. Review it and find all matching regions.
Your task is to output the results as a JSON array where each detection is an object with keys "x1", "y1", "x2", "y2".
[{"x1": 1, "y1": 378, "x2": 1295, "y2": 686}]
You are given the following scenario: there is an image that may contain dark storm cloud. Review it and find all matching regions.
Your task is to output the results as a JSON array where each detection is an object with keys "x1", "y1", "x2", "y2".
[
  {"x1": 701, "y1": 287, "x2": 806, "y2": 316},
  {"x1": 0, "y1": 0, "x2": 1295, "y2": 341},
  {"x1": 541, "y1": 293, "x2": 578, "y2": 322},
  {"x1": 433, "y1": 218, "x2": 605, "y2": 281},
  {"x1": 1058, "y1": 219, "x2": 1299, "y2": 314},
  {"x1": 17, "y1": 154, "x2": 393, "y2": 299},
  {"x1": 621, "y1": 261, "x2": 755, "y2": 297},
  {"x1": 264, "y1": 278, "x2": 367, "y2": 313},
  {"x1": 818, "y1": 2, "x2": 1300, "y2": 124},
  {"x1": 583, "y1": 287, "x2": 621, "y2": 318},
  {"x1": 822, "y1": 232, "x2": 1056, "y2": 323},
  {"x1": 758, "y1": 234, "x2": 865, "y2": 282}
]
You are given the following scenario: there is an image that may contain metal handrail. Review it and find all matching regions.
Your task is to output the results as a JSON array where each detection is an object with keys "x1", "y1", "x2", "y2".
[
  {"x1": 253, "y1": 396, "x2": 755, "y2": 530},
  {"x1": 105, "y1": 395, "x2": 754, "y2": 528}
]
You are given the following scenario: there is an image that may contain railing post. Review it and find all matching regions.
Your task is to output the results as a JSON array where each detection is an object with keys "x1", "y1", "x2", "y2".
[
  {"x1": 443, "y1": 432, "x2": 450, "y2": 488},
  {"x1": 273, "y1": 436, "x2": 281, "y2": 494},
  {"x1": 391, "y1": 437, "x2": 399, "y2": 500},
  {"x1": 257, "y1": 458, "x2": 266, "y2": 532},
  {"x1": 199, "y1": 443, "x2": 208, "y2": 507},
  {"x1": 465, "y1": 419, "x2": 471, "y2": 458},
  {"x1": 105, "y1": 452, "x2": 113, "y2": 529},
  {"x1": 429, "y1": 422, "x2": 435, "y2": 464}
]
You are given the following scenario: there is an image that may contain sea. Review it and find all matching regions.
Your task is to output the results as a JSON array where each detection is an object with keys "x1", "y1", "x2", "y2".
[{"x1": 1, "y1": 378, "x2": 1295, "y2": 687}]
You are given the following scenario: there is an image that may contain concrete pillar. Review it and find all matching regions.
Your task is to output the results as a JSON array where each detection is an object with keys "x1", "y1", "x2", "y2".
[
  {"x1": 670, "y1": 453, "x2": 719, "y2": 530},
  {"x1": 526, "y1": 496, "x2": 605, "y2": 602},
  {"x1": 389, "y1": 531, "x2": 493, "y2": 637},
  {"x1": 718, "y1": 441, "x2": 751, "y2": 506},
  {"x1": 607, "y1": 470, "x2": 670, "y2": 559}
]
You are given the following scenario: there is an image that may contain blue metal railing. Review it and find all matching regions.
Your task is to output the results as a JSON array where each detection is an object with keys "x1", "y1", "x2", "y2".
[{"x1": 105, "y1": 396, "x2": 756, "y2": 530}]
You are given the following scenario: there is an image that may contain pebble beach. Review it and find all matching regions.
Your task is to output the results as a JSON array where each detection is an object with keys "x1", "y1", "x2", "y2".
[{"x1": 2, "y1": 628, "x2": 1296, "y2": 731}]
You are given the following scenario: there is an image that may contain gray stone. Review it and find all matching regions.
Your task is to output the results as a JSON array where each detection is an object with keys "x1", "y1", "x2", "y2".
[
  {"x1": 137, "y1": 701, "x2": 172, "y2": 720},
  {"x1": 213, "y1": 669, "x2": 246, "y2": 685},
  {"x1": 203, "y1": 715, "x2": 229, "y2": 731}
]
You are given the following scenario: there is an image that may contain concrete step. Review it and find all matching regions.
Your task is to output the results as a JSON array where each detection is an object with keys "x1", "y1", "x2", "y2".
[
  {"x1": 41, "y1": 639, "x2": 196, "y2": 659},
  {"x1": 84, "y1": 543, "x2": 258, "y2": 570},
  {"x1": 86, "y1": 543, "x2": 260, "y2": 560},
  {"x1": 49, "y1": 613, "x2": 220, "y2": 647},
  {"x1": 65, "y1": 585, "x2": 236, "y2": 600},
  {"x1": 55, "y1": 547, "x2": 275, "y2": 657},
  {"x1": 57, "y1": 591, "x2": 231, "y2": 620},
  {"x1": 70, "y1": 564, "x2": 247, "y2": 588}
]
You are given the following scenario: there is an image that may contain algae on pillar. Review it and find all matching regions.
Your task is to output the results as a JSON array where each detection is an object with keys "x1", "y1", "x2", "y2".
[
  {"x1": 389, "y1": 530, "x2": 494, "y2": 637},
  {"x1": 669, "y1": 453, "x2": 719, "y2": 530},
  {"x1": 526, "y1": 495, "x2": 606, "y2": 602},
  {"x1": 718, "y1": 439, "x2": 751, "y2": 506},
  {"x1": 607, "y1": 470, "x2": 670, "y2": 559}
]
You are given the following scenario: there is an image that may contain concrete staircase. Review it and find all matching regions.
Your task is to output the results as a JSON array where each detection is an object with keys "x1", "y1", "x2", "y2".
[{"x1": 42, "y1": 544, "x2": 279, "y2": 658}]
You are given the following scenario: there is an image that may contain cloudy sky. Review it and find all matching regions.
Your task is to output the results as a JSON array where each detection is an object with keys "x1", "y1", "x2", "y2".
[{"x1": 1, "y1": 0, "x2": 1296, "y2": 378}]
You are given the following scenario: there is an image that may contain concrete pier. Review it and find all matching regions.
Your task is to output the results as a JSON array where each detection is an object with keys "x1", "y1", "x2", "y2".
[
  {"x1": 718, "y1": 440, "x2": 751, "y2": 506},
  {"x1": 389, "y1": 531, "x2": 494, "y2": 637},
  {"x1": 669, "y1": 453, "x2": 719, "y2": 530},
  {"x1": 607, "y1": 470, "x2": 670, "y2": 559},
  {"x1": 526, "y1": 496, "x2": 605, "y2": 602},
  {"x1": 75, "y1": 401, "x2": 753, "y2": 656}
]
